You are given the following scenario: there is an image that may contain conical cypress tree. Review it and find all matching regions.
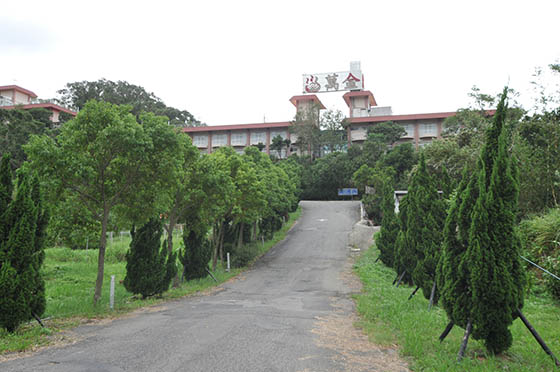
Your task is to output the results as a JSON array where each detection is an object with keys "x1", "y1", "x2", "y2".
[
  {"x1": 437, "y1": 87, "x2": 525, "y2": 355},
  {"x1": 439, "y1": 165, "x2": 453, "y2": 198},
  {"x1": 181, "y1": 224, "x2": 212, "y2": 281},
  {"x1": 376, "y1": 182, "x2": 399, "y2": 268},
  {"x1": 124, "y1": 218, "x2": 174, "y2": 298},
  {"x1": 0, "y1": 174, "x2": 38, "y2": 332},
  {"x1": 0, "y1": 154, "x2": 13, "y2": 241},
  {"x1": 393, "y1": 195, "x2": 413, "y2": 285},
  {"x1": 468, "y1": 129, "x2": 525, "y2": 354},
  {"x1": 29, "y1": 176, "x2": 47, "y2": 318},
  {"x1": 160, "y1": 237, "x2": 177, "y2": 294},
  {"x1": 436, "y1": 166, "x2": 472, "y2": 329},
  {"x1": 408, "y1": 154, "x2": 447, "y2": 302}
]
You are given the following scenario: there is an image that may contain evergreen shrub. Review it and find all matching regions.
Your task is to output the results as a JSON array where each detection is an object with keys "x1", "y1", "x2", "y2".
[{"x1": 124, "y1": 218, "x2": 176, "y2": 298}]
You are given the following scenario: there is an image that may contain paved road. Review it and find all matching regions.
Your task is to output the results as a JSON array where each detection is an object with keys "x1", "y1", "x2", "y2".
[{"x1": 2, "y1": 201, "x2": 407, "y2": 372}]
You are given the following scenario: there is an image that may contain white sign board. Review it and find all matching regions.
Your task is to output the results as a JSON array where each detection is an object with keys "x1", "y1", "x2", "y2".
[{"x1": 302, "y1": 71, "x2": 363, "y2": 93}]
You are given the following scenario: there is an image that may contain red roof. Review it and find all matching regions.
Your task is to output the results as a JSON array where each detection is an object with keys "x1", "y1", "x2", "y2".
[
  {"x1": 1, "y1": 103, "x2": 77, "y2": 116},
  {"x1": 343, "y1": 90, "x2": 377, "y2": 107},
  {"x1": 289, "y1": 94, "x2": 326, "y2": 110},
  {"x1": 0, "y1": 85, "x2": 38, "y2": 98},
  {"x1": 183, "y1": 121, "x2": 291, "y2": 133}
]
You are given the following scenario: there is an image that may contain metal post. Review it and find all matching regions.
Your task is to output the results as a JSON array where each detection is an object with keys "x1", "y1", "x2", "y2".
[
  {"x1": 86, "y1": 237, "x2": 89, "y2": 250},
  {"x1": 226, "y1": 252, "x2": 230, "y2": 272},
  {"x1": 110, "y1": 275, "x2": 115, "y2": 310}
]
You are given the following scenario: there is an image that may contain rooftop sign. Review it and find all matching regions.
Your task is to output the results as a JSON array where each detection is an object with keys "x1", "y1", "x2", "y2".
[{"x1": 303, "y1": 62, "x2": 363, "y2": 94}]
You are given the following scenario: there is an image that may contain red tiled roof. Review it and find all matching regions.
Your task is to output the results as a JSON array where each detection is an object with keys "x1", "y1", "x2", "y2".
[
  {"x1": 183, "y1": 121, "x2": 291, "y2": 133},
  {"x1": 0, "y1": 85, "x2": 38, "y2": 98},
  {"x1": 343, "y1": 90, "x2": 377, "y2": 107},
  {"x1": 1, "y1": 103, "x2": 77, "y2": 116}
]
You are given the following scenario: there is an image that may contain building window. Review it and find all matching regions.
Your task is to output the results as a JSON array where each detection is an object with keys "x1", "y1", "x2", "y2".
[
  {"x1": 402, "y1": 124, "x2": 415, "y2": 137},
  {"x1": 231, "y1": 132, "x2": 247, "y2": 145},
  {"x1": 250, "y1": 131, "x2": 266, "y2": 145},
  {"x1": 419, "y1": 123, "x2": 437, "y2": 137},
  {"x1": 270, "y1": 130, "x2": 287, "y2": 140},
  {"x1": 192, "y1": 135, "x2": 208, "y2": 147},
  {"x1": 212, "y1": 133, "x2": 227, "y2": 146}
]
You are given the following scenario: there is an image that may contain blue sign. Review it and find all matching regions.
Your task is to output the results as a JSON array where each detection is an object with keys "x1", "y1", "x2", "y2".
[{"x1": 338, "y1": 188, "x2": 358, "y2": 196}]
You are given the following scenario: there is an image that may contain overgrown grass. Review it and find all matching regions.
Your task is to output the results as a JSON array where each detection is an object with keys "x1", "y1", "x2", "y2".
[
  {"x1": 354, "y1": 244, "x2": 560, "y2": 372},
  {"x1": 0, "y1": 207, "x2": 301, "y2": 355}
]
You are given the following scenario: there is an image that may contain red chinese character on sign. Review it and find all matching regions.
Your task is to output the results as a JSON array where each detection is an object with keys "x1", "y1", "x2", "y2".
[
  {"x1": 304, "y1": 75, "x2": 321, "y2": 93},
  {"x1": 342, "y1": 73, "x2": 361, "y2": 90}
]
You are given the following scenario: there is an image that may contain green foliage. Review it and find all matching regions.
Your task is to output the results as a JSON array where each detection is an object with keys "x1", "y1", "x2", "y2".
[
  {"x1": 438, "y1": 88, "x2": 526, "y2": 355},
  {"x1": 320, "y1": 109, "x2": 347, "y2": 153},
  {"x1": 376, "y1": 181, "x2": 399, "y2": 267},
  {"x1": 124, "y1": 218, "x2": 175, "y2": 298},
  {"x1": 290, "y1": 104, "x2": 322, "y2": 159},
  {"x1": 25, "y1": 100, "x2": 183, "y2": 304},
  {"x1": 0, "y1": 172, "x2": 47, "y2": 332},
  {"x1": 56, "y1": 79, "x2": 201, "y2": 127},
  {"x1": 393, "y1": 195, "x2": 413, "y2": 285},
  {"x1": 0, "y1": 154, "x2": 13, "y2": 225},
  {"x1": 352, "y1": 165, "x2": 394, "y2": 223},
  {"x1": 301, "y1": 152, "x2": 356, "y2": 200},
  {"x1": 406, "y1": 154, "x2": 446, "y2": 301},
  {"x1": 519, "y1": 208, "x2": 560, "y2": 300},
  {"x1": 356, "y1": 244, "x2": 560, "y2": 372},
  {"x1": 515, "y1": 110, "x2": 560, "y2": 216},
  {"x1": 180, "y1": 225, "x2": 212, "y2": 281},
  {"x1": 0, "y1": 108, "x2": 51, "y2": 169}
]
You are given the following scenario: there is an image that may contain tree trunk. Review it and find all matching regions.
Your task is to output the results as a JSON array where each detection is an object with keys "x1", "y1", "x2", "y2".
[
  {"x1": 395, "y1": 270, "x2": 406, "y2": 288},
  {"x1": 166, "y1": 211, "x2": 180, "y2": 288},
  {"x1": 428, "y1": 281, "x2": 437, "y2": 311},
  {"x1": 237, "y1": 222, "x2": 244, "y2": 249},
  {"x1": 219, "y1": 223, "x2": 225, "y2": 263},
  {"x1": 212, "y1": 222, "x2": 219, "y2": 271},
  {"x1": 93, "y1": 208, "x2": 109, "y2": 305}
]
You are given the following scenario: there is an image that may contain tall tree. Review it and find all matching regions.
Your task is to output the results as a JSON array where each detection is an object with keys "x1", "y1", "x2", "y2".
[
  {"x1": 406, "y1": 154, "x2": 446, "y2": 302},
  {"x1": 56, "y1": 79, "x2": 202, "y2": 127},
  {"x1": 437, "y1": 88, "x2": 526, "y2": 355},
  {"x1": 289, "y1": 104, "x2": 322, "y2": 159},
  {"x1": 320, "y1": 109, "x2": 347, "y2": 154},
  {"x1": 0, "y1": 108, "x2": 52, "y2": 169},
  {"x1": 0, "y1": 172, "x2": 46, "y2": 332},
  {"x1": 25, "y1": 100, "x2": 178, "y2": 305},
  {"x1": 376, "y1": 180, "x2": 399, "y2": 268}
]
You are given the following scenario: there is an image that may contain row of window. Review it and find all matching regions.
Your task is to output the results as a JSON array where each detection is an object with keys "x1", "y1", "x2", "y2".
[
  {"x1": 402, "y1": 123, "x2": 438, "y2": 137},
  {"x1": 192, "y1": 131, "x2": 288, "y2": 148}
]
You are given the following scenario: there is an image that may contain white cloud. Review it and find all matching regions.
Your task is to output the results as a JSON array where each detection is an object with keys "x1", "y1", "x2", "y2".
[{"x1": 2, "y1": 0, "x2": 559, "y2": 123}]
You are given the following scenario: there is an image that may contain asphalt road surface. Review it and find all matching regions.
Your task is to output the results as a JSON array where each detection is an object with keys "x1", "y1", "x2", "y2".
[{"x1": 1, "y1": 201, "x2": 407, "y2": 372}]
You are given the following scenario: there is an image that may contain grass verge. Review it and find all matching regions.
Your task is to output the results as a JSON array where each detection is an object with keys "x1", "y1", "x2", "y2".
[
  {"x1": 354, "y1": 243, "x2": 560, "y2": 372},
  {"x1": 0, "y1": 207, "x2": 302, "y2": 356}
]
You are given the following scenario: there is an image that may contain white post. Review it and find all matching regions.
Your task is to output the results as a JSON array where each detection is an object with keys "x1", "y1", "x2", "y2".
[
  {"x1": 226, "y1": 252, "x2": 230, "y2": 272},
  {"x1": 110, "y1": 231, "x2": 113, "y2": 244},
  {"x1": 110, "y1": 275, "x2": 115, "y2": 310}
]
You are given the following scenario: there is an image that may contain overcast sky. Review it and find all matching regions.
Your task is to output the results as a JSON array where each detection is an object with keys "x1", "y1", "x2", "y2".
[{"x1": 2, "y1": 0, "x2": 559, "y2": 125}]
